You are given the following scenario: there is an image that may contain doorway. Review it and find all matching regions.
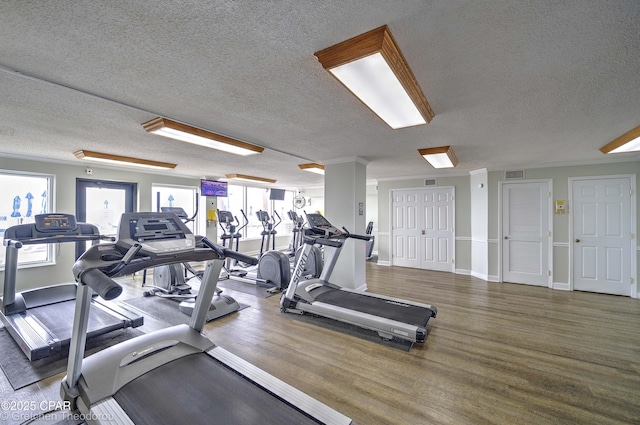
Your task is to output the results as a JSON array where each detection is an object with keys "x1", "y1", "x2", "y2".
[
  {"x1": 391, "y1": 187, "x2": 455, "y2": 272},
  {"x1": 76, "y1": 179, "x2": 137, "y2": 236},
  {"x1": 501, "y1": 180, "x2": 552, "y2": 286},
  {"x1": 570, "y1": 175, "x2": 635, "y2": 296}
]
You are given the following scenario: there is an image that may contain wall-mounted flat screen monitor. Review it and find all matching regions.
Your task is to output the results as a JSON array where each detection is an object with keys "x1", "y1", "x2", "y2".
[
  {"x1": 201, "y1": 180, "x2": 228, "y2": 197},
  {"x1": 269, "y1": 188, "x2": 286, "y2": 201}
]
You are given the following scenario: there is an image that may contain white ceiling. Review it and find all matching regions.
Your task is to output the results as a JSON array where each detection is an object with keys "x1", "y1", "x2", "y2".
[{"x1": 0, "y1": 0, "x2": 638, "y2": 189}]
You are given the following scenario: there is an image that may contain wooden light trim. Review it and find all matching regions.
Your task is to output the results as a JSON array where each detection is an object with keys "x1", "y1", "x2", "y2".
[
  {"x1": 315, "y1": 25, "x2": 434, "y2": 129},
  {"x1": 142, "y1": 117, "x2": 264, "y2": 156},
  {"x1": 73, "y1": 150, "x2": 177, "y2": 169},
  {"x1": 418, "y1": 146, "x2": 458, "y2": 169},
  {"x1": 599, "y1": 124, "x2": 640, "y2": 154},
  {"x1": 225, "y1": 173, "x2": 277, "y2": 184},
  {"x1": 298, "y1": 163, "x2": 325, "y2": 174}
]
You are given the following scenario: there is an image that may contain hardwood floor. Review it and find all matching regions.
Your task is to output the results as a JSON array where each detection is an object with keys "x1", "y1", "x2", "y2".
[{"x1": 2, "y1": 263, "x2": 639, "y2": 424}]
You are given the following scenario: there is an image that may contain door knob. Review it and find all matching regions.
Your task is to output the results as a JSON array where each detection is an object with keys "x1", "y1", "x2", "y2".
[
  {"x1": 504, "y1": 236, "x2": 509, "y2": 240},
  {"x1": 575, "y1": 239, "x2": 580, "y2": 243},
  {"x1": 421, "y1": 230, "x2": 425, "y2": 235}
]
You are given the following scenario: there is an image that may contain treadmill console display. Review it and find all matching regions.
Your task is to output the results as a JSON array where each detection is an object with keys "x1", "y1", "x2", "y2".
[
  {"x1": 35, "y1": 214, "x2": 78, "y2": 233},
  {"x1": 160, "y1": 206, "x2": 189, "y2": 220},
  {"x1": 118, "y1": 213, "x2": 195, "y2": 255},
  {"x1": 305, "y1": 213, "x2": 343, "y2": 237}
]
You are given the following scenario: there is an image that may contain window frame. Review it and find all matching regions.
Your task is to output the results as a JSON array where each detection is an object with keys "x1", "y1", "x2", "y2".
[
  {"x1": 0, "y1": 169, "x2": 55, "y2": 271},
  {"x1": 217, "y1": 184, "x2": 295, "y2": 241}
]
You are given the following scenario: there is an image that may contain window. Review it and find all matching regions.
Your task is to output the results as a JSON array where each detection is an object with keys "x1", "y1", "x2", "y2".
[
  {"x1": 152, "y1": 184, "x2": 199, "y2": 234},
  {"x1": 273, "y1": 190, "x2": 295, "y2": 234},
  {"x1": 245, "y1": 186, "x2": 268, "y2": 239},
  {"x1": 0, "y1": 171, "x2": 53, "y2": 269},
  {"x1": 216, "y1": 184, "x2": 244, "y2": 221},
  {"x1": 217, "y1": 184, "x2": 294, "y2": 241}
]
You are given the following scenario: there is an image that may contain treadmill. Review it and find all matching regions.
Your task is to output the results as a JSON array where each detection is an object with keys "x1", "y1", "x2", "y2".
[
  {"x1": 281, "y1": 213, "x2": 437, "y2": 344},
  {"x1": 0, "y1": 213, "x2": 143, "y2": 361},
  {"x1": 61, "y1": 212, "x2": 355, "y2": 425}
]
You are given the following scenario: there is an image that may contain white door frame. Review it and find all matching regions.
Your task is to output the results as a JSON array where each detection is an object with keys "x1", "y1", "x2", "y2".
[
  {"x1": 390, "y1": 186, "x2": 456, "y2": 272},
  {"x1": 569, "y1": 174, "x2": 637, "y2": 298},
  {"x1": 498, "y1": 179, "x2": 553, "y2": 287}
]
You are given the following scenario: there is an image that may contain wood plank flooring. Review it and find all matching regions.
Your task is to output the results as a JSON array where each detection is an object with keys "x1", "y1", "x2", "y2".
[{"x1": 1, "y1": 263, "x2": 639, "y2": 424}]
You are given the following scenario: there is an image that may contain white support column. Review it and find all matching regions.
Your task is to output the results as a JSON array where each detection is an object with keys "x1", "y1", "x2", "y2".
[
  {"x1": 324, "y1": 157, "x2": 368, "y2": 291},
  {"x1": 470, "y1": 168, "x2": 489, "y2": 280}
]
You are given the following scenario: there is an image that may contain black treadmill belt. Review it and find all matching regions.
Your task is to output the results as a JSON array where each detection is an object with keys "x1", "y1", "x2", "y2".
[
  {"x1": 312, "y1": 288, "x2": 434, "y2": 327},
  {"x1": 30, "y1": 301, "x2": 126, "y2": 341},
  {"x1": 114, "y1": 353, "x2": 322, "y2": 425}
]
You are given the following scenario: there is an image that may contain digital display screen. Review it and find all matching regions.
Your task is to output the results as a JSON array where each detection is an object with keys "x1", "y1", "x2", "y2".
[
  {"x1": 144, "y1": 223, "x2": 168, "y2": 231},
  {"x1": 129, "y1": 217, "x2": 185, "y2": 242},
  {"x1": 306, "y1": 213, "x2": 331, "y2": 227},
  {"x1": 35, "y1": 213, "x2": 77, "y2": 232},
  {"x1": 269, "y1": 188, "x2": 285, "y2": 201},
  {"x1": 43, "y1": 217, "x2": 70, "y2": 228},
  {"x1": 201, "y1": 180, "x2": 228, "y2": 197}
]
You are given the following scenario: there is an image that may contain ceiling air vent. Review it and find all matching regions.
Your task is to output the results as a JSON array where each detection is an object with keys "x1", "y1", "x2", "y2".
[
  {"x1": 424, "y1": 178, "x2": 437, "y2": 186},
  {"x1": 505, "y1": 170, "x2": 525, "y2": 180}
]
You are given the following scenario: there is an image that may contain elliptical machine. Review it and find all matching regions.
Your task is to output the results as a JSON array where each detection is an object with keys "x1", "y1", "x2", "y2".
[
  {"x1": 289, "y1": 210, "x2": 323, "y2": 277},
  {"x1": 217, "y1": 209, "x2": 291, "y2": 293},
  {"x1": 144, "y1": 198, "x2": 239, "y2": 321}
]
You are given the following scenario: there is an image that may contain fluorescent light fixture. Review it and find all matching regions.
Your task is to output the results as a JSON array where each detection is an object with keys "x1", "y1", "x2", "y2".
[
  {"x1": 600, "y1": 124, "x2": 640, "y2": 154},
  {"x1": 418, "y1": 146, "x2": 458, "y2": 169},
  {"x1": 298, "y1": 163, "x2": 325, "y2": 175},
  {"x1": 73, "y1": 150, "x2": 177, "y2": 170},
  {"x1": 225, "y1": 173, "x2": 277, "y2": 184},
  {"x1": 142, "y1": 117, "x2": 264, "y2": 156},
  {"x1": 315, "y1": 25, "x2": 434, "y2": 129}
]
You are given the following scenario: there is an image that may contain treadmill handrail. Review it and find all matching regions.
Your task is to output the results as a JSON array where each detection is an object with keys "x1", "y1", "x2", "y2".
[
  {"x1": 302, "y1": 234, "x2": 343, "y2": 248},
  {"x1": 341, "y1": 227, "x2": 372, "y2": 241},
  {"x1": 79, "y1": 269, "x2": 122, "y2": 300},
  {"x1": 72, "y1": 237, "x2": 228, "y2": 283}
]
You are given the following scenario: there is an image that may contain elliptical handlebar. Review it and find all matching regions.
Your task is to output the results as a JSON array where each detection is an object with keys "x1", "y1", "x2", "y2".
[
  {"x1": 238, "y1": 210, "x2": 249, "y2": 232},
  {"x1": 273, "y1": 211, "x2": 282, "y2": 229}
]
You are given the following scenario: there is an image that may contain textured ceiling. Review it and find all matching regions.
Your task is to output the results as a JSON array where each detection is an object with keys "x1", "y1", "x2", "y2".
[{"x1": 0, "y1": 0, "x2": 638, "y2": 188}]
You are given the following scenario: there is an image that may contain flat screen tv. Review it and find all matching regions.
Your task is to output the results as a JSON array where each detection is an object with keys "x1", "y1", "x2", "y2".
[
  {"x1": 201, "y1": 180, "x2": 228, "y2": 197},
  {"x1": 269, "y1": 188, "x2": 286, "y2": 201}
]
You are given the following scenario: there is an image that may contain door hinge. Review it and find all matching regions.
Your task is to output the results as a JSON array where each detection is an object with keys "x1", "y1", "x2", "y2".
[
  {"x1": 452, "y1": 259, "x2": 455, "y2": 264},
  {"x1": 630, "y1": 277, "x2": 634, "y2": 284},
  {"x1": 547, "y1": 231, "x2": 551, "y2": 237},
  {"x1": 548, "y1": 270, "x2": 551, "y2": 276}
]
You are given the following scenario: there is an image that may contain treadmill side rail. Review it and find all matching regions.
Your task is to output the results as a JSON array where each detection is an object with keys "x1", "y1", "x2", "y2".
[
  {"x1": 0, "y1": 312, "x2": 60, "y2": 361},
  {"x1": 209, "y1": 346, "x2": 355, "y2": 425},
  {"x1": 74, "y1": 325, "x2": 214, "y2": 407},
  {"x1": 302, "y1": 301, "x2": 427, "y2": 343},
  {"x1": 87, "y1": 398, "x2": 135, "y2": 425}
]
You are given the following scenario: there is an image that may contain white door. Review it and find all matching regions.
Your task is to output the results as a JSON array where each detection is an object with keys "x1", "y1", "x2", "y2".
[
  {"x1": 502, "y1": 181, "x2": 551, "y2": 286},
  {"x1": 572, "y1": 177, "x2": 632, "y2": 296},
  {"x1": 421, "y1": 189, "x2": 454, "y2": 271},
  {"x1": 392, "y1": 191, "x2": 420, "y2": 268},
  {"x1": 392, "y1": 187, "x2": 454, "y2": 271}
]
